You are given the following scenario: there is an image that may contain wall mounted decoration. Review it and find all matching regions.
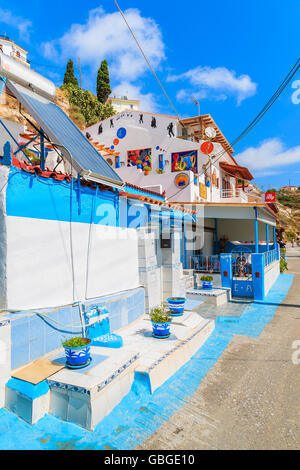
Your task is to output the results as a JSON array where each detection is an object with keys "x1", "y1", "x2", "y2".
[
  {"x1": 117, "y1": 127, "x2": 127, "y2": 139},
  {"x1": 98, "y1": 124, "x2": 103, "y2": 135},
  {"x1": 158, "y1": 154, "x2": 164, "y2": 171},
  {"x1": 200, "y1": 141, "x2": 214, "y2": 154},
  {"x1": 110, "y1": 119, "x2": 114, "y2": 128},
  {"x1": 113, "y1": 138, "x2": 119, "y2": 146},
  {"x1": 167, "y1": 122, "x2": 175, "y2": 137},
  {"x1": 151, "y1": 117, "x2": 157, "y2": 128},
  {"x1": 139, "y1": 114, "x2": 143, "y2": 124},
  {"x1": 199, "y1": 183, "x2": 207, "y2": 199},
  {"x1": 171, "y1": 150, "x2": 198, "y2": 173},
  {"x1": 175, "y1": 172, "x2": 189, "y2": 188},
  {"x1": 127, "y1": 148, "x2": 152, "y2": 169}
]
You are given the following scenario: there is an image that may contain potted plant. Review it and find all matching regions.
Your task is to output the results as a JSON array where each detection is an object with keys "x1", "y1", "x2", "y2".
[
  {"x1": 150, "y1": 306, "x2": 172, "y2": 338},
  {"x1": 143, "y1": 165, "x2": 151, "y2": 175},
  {"x1": 62, "y1": 336, "x2": 91, "y2": 367},
  {"x1": 166, "y1": 297, "x2": 186, "y2": 316},
  {"x1": 200, "y1": 275, "x2": 214, "y2": 289}
]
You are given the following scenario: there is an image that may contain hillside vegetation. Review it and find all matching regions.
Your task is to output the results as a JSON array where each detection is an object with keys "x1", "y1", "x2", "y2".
[{"x1": 276, "y1": 189, "x2": 300, "y2": 238}]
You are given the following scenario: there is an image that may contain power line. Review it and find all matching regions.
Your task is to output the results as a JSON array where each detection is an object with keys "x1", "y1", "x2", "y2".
[{"x1": 112, "y1": 0, "x2": 181, "y2": 121}]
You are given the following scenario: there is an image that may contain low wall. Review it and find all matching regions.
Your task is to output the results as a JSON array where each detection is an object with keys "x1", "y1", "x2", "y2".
[
  {"x1": 264, "y1": 261, "x2": 280, "y2": 297},
  {"x1": 0, "y1": 286, "x2": 145, "y2": 375}
]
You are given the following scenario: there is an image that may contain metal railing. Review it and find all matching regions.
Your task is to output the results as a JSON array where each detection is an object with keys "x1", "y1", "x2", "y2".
[
  {"x1": 190, "y1": 255, "x2": 220, "y2": 273},
  {"x1": 232, "y1": 251, "x2": 252, "y2": 280},
  {"x1": 264, "y1": 249, "x2": 277, "y2": 267},
  {"x1": 221, "y1": 188, "x2": 248, "y2": 201}
]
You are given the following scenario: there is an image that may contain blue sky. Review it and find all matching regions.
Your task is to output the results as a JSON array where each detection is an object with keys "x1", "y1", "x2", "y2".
[{"x1": 0, "y1": 0, "x2": 299, "y2": 189}]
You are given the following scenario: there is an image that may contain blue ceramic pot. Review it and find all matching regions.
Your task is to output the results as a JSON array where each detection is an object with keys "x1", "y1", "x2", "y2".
[
  {"x1": 63, "y1": 338, "x2": 91, "y2": 366},
  {"x1": 202, "y1": 281, "x2": 213, "y2": 289},
  {"x1": 151, "y1": 320, "x2": 172, "y2": 337},
  {"x1": 167, "y1": 297, "x2": 186, "y2": 316}
]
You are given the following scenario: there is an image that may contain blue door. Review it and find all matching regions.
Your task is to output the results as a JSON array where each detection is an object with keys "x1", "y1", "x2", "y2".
[{"x1": 231, "y1": 248, "x2": 253, "y2": 298}]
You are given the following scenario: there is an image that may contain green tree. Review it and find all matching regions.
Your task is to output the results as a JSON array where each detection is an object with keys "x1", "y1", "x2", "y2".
[
  {"x1": 97, "y1": 59, "x2": 111, "y2": 103},
  {"x1": 63, "y1": 59, "x2": 79, "y2": 87}
]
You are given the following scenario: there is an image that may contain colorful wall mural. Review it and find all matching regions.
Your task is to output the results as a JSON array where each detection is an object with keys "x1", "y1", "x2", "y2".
[
  {"x1": 127, "y1": 148, "x2": 152, "y2": 169},
  {"x1": 171, "y1": 150, "x2": 198, "y2": 173}
]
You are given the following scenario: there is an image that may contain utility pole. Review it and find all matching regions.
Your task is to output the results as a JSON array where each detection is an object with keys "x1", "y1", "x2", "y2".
[{"x1": 78, "y1": 57, "x2": 82, "y2": 89}]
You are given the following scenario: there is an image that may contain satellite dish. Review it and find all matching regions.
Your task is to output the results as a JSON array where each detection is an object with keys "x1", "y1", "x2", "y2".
[{"x1": 205, "y1": 127, "x2": 216, "y2": 139}]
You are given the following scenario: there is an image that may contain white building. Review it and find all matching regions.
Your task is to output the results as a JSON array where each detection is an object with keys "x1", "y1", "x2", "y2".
[
  {"x1": 86, "y1": 110, "x2": 254, "y2": 204},
  {"x1": 0, "y1": 35, "x2": 29, "y2": 67},
  {"x1": 108, "y1": 95, "x2": 140, "y2": 113}
]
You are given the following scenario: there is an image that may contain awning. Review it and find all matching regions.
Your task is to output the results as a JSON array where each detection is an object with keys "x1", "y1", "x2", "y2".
[
  {"x1": 219, "y1": 162, "x2": 253, "y2": 181},
  {"x1": 6, "y1": 80, "x2": 124, "y2": 189}
]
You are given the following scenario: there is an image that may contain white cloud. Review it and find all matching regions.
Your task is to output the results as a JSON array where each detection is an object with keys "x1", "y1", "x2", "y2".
[
  {"x1": 0, "y1": 7, "x2": 32, "y2": 41},
  {"x1": 236, "y1": 138, "x2": 300, "y2": 171},
  {"x1": 168, "y1": 66, "x2": 257, "y2": 105},
  {"x1": 112, "y1": 81, "x2": 157, "y2": 112},
  {"x1": 42, "y1": 6, "x2": 165, "y2": 82}
]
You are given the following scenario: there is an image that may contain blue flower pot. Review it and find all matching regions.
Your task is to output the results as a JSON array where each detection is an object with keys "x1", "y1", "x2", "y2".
[
  {"x1": 167, "y1": 297, "x2": 186, "y2": 316},
  {"x1": 202, "y1": 281, "x2": 213, "y2": 289},
  {"x1": 151, "y1": 320, "x2": 172, "y2": 338},
  {"x1": 63, "y1": 338, "x2": 91, "y2": 366}
]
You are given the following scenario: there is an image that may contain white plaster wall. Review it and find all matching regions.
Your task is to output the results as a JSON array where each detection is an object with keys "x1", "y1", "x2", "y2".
[
  {"x1": 0, "y1": 166, "x2": 8, "y2": 309},
  {"x1": 5, "y1": 216, "x2": 140, "y2": 310},
  {"x1": 264, "y1": 261, "x2": 280, "y2": 296},
  {"x1": 218, "y1": 218, "x2": 275, "y2": 243}
]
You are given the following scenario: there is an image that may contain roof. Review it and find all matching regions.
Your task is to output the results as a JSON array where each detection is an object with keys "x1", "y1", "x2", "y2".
[
  {"x1": 179, "y1": 114, "x2": 234, "y2": 155},
  {"x1": 0, "y1": 36, "x2": 28, "y2": 53},
  {"x1": 119, "y1": 191, "x2": 196, "y2": 216},
  {"x1": 124, "y1": 182, "x2": 165, "y2": 200},
  {"x1": 219, "y1": 162, "x2": 254, "y2": 181},
  {"x1": 7, "y1": 80, "x2": 124, "y2": 189}
]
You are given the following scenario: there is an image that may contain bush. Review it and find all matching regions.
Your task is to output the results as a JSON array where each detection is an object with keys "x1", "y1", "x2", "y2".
[
  {"x1": 62, "y1": 337, "x2": 88, "y2": 348},
  {"x1": 200, "y1": 275, "x2": 213, "y2": 282},
  {"x1": 150, "y1": 306, "x2": 172, "y2": 323},
  {"x1": 61, "y1": 84, "x2": 115, "y2": 127},
  {"x1": 280, "y1": 258, "x2": 288, "y2": 273}
]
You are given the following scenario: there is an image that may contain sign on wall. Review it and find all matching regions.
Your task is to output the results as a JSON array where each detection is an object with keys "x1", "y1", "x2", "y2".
[
  {"x1": 171, "y1": 150, "x2": 198, "y2": 173},
  {"x1": 265, "y1": 192, "x2": 276, "y2": 203},
  {"x1": 127, "y1": 148, "x2": 152, "y2": 169}
]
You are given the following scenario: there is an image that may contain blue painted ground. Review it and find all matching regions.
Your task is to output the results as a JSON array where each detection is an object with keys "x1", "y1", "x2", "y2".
[{"x1": 0, "y1": 274, "x2": 293, "y2": 450}]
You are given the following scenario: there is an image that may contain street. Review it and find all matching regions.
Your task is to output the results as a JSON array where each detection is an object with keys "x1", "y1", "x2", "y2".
[{"x1": 139, "y1": 246, "x2": 300, "y2": 450}]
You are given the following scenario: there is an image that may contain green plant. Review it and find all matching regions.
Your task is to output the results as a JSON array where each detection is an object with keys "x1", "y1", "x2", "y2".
[
  {"x1": 97, "y1": 59, "x2": 112, "y2": 104},
  {"x1": 143, "y1": 165, "x2": 151, "y2": 172},
  {"x1": 280, "y1": 258, "x2": 288, "y2": 273},
  {"x1": 63, "y1": 59, "x2": 79, "y2": 87},
  {"x1": 156, "y1": 168, "x2": 165, "y2": 174},
  {"x1": 62, "y1": 337, "x2": 88, "y2": 348},
  {"x1": 61, "y1": 83, "x2": 115, "y2": 127},
  {"x1": 150, "y1": 306, "x2": 172, "y2": 323},
  {"x1": 200, "y1": 275, "x2": 213, "y2": 282}
]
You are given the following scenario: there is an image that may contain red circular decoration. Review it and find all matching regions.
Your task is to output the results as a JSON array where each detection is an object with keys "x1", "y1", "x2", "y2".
[
  {"x1": 201, "y1": 141, "x2": 214, "y2": 154},
  {"x1": 113, "y1": 138, "x2": 119, "y2": 146}
]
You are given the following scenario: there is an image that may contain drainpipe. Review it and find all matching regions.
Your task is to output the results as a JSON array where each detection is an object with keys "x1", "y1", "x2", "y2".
[
  {"x1": 254, "y1": 207, "x2": 259, "y2": 254},
  {"x1": 40, "y1": 128, "x2": 45, "y2": 171}
]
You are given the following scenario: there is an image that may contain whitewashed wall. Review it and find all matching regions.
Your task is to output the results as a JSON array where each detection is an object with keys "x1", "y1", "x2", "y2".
[
  {"x1": 5, "y1": 216, "x2": 140, "y2": 310},
  {"x1": 264, "y1": 261, "x2": 280, "y2": 296}
]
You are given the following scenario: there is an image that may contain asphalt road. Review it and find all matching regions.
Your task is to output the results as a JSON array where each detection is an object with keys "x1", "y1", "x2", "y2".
[{"x1": 139, "y1": 246, "x2": 300, "y2": 450}]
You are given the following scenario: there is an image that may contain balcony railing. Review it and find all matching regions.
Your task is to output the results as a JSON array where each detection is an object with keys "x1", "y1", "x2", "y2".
[
  {"x1": 221, "y1": 188, "x2": 248, "y2": 202},
  {"x1": 264, "y1": 249, "x2": 277, "y2": 267},
  {"x1": 189, "y1": 255, "x2": 220, "y2": 273}
]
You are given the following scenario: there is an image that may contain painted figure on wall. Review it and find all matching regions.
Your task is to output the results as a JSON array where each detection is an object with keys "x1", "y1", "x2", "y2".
[
  {"x1": 151, "y1": 117, "x2": 157, "y2": 128},
  {"x1": 171, "y1": 150, "x2": 198, "y2": 173},
  {"x1": 139, "y1": 114, "x2": 143, "y2": 124},
  {"x1": 127, "y1": 148, "x2": 152, "y2": 169},
  {"x1": 167, "y1": 122, "x2": 174, "y2": 137},
  {"x1": 98, "y1": 124, "x2": 103, "y2": 135},
  {"x1": 110, "y1": 119, "x2": 114, "y2": 128}
]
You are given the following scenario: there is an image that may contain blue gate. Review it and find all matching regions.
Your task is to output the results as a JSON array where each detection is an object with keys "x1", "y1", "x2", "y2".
[{"x1": 231, "y1": 247, "x2": 253, "y2": 298}]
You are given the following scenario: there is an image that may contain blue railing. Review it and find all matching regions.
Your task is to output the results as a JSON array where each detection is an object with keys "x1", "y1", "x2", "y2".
[
  {"x1": 264, "y1": 249, "x2": 277, "y2": 267},
  {"x1": 190, "y1": 255, "x2": 220, "y2": 273}
]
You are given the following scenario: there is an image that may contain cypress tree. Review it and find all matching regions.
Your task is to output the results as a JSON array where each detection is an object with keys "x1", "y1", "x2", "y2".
[
  {"x1": 97, "y1": 59, "x2": 111, "y2": 103},
  {"x1": 63, "y1": 59, "x2": 78, "y2": 87}
]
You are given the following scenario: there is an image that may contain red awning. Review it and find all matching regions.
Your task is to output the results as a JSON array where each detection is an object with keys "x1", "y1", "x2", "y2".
[{"x1": 219, "y1": 162, "x2": 253, "y2": 181}]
